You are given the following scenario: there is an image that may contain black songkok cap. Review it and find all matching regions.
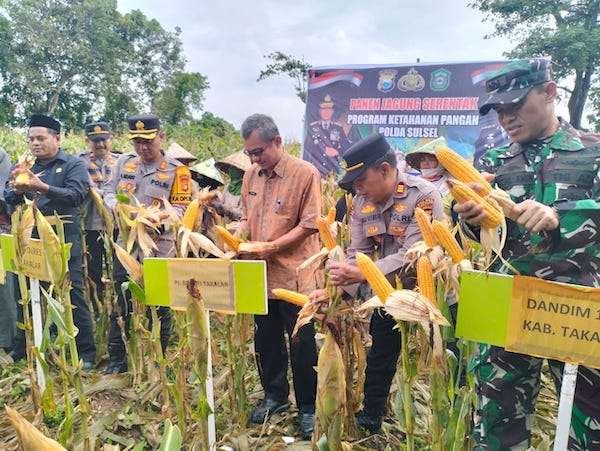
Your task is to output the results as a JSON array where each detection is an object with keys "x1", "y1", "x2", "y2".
[{"x1": 29, "y1": 114, "x2": 61, "y2": 133}]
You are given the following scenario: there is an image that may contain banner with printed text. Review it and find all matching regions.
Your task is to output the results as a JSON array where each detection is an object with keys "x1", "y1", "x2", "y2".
[{"x1": 302, "y1": 61, "x2": 512, "y2": 179}]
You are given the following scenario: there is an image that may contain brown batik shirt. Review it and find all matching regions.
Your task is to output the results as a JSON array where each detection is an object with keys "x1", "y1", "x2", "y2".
[{"x1": 240, "y1": 152, "x2": 322, "y2": 295}]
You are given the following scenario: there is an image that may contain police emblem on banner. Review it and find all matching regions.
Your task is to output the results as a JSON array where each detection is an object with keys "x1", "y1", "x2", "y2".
[
  {"x1": 398, "y1": 68, "x2": 425, "y2": 92},
  {"x1": 377, "y1": 69, "x2": 398, "y2": 93},
  {"x1": 430, "y1": 68, "x2": 451, "y2": 91}
]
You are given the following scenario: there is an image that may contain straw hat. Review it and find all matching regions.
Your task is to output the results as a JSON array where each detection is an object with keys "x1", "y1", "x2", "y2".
[
  {"x1": 215, "y1": 150, "x2": 252, "y2": 173},
  {"x1": 189, "y1": 157, "x2": 224, "y2": 185},
  {"x1": 166, "y1": 142, "x2": 197, "y2": 164}
]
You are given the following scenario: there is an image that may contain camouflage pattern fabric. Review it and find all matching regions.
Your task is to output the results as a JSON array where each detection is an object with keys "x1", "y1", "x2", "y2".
[{"x1": 471, "y1": 119, "x2": 600, "y2": 450}]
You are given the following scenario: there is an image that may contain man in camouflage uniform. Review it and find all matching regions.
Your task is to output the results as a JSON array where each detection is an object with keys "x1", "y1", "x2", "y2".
[
  {"x1": 77, "y1": 122, "x2": 118, "y2": 318},
  {"x1": 305, "y1": 94, "x2": 351, "y2": 177},
  {"x1": 316, "y1": 133, "x2": 444, "y2": 433},
  {"x1": 103, "y1": 114, "x2": 191, "y2": 374},
  {"x1": 455, "y1": 58, "x2": 600, "y2": 450}
]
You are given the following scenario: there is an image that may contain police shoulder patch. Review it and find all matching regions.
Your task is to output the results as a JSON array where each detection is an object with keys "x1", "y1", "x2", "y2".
[{"x1": 416, "y1": 197, "x2": 434, "y2": 213}]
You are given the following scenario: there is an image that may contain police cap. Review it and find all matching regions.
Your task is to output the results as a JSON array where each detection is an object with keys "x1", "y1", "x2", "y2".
[
  {"x1": 85, "y1": 122, "x2": 111, "y2": 141},
  {"x1": 338, "y1": 133, "x2": 390, "y2": 191},
  {"x1": 128, "y1": 114, "x2": 160, "y2": 140}
]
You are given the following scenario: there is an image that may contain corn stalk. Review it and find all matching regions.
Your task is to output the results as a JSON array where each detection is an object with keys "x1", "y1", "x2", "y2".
[
  {"x1": 35, "y1": 210, "x2": 92, "y2": 450},
  {"x1": 186, "y1": 278, "x2": 211, "y2": 451}
]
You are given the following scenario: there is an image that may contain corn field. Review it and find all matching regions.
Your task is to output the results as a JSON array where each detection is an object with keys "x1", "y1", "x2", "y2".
[{"x1": 0, "y1": 128, "x2": 560, "y2": 450}]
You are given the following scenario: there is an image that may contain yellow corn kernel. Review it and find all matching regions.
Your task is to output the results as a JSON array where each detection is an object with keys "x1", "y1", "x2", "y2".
[
  {"x1": 446, "y1": 179, "x2": 502, "y2": 228},
  {"x1": 215, "y1": 225, "x2": 242, "y2": 251},
  {"x1": 316, "y1": 216, "x2": 337, "y2": 251},
  {"x1": 414, "y1": 207, "x2": 437, "y2": 247},
  {"x1": 417, "y1": 256, "x2": 436, "y2": 304},
  {"x1": 356, "y1": 252, "x2": 394, "y2": 304},
  {"x1": 436, "y1": 146, "x2": 491, "y2": 195},
  {"x1": 182, "y1": 198, "x2": 200, "y2": 230},
  {"x1": 14, "y1": 173, "x2": 30, "y2": 185},
  {"x1": 272, "y1": 288, "x2": 309, "y2": 307},
  {"x1": 431, "y1": 220, "x2": 465, "y2": 263},
  {"x1": 326, "y1": 206, "x2": 336, "y2": 225}
]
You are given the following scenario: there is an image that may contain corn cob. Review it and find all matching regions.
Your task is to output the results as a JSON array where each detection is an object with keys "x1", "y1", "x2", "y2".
[
  {"x1": 215, "y1": 225, "x2": 242, "y2": 251},
  {"x1": 272, "y1": 288, "x2": 309, "y2": 307},
  {"x1": 326, "y1": 206, "x2": 336, "y2": 225},
  {"x1": 436, "y1": 146, "x2": 491, "y2": 195},
  {"x1": 414, "y1": 207, "x2": 437, "y2": 247},
  {"x1": 182, "y1": 198, "x2": 200, "y2": 230},
  {"x1": 417, "y1": 256, "x2": 436, "y2": 303},
  {"x1": 316, "y1": 216, "x2": 337, "y2": 250},
  {"x1": 356, "y1": 251, "x2": 394, "y2": 304},
  {"x1": 446, "y1": 179, "x2": 502, "y2": 228},
  {"x1": 14, "y1": 172, "x2": 30, "y2": 185},
  {"x1": 431, "y1": 220, "x2": 465, "y2": 263}
]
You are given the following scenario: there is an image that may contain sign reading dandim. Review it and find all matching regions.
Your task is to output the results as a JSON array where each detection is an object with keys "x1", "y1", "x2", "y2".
[
  {"x1": 457, "y1": 270, "x2": 600, "y2": 369},
  {"x1": 506, "y1": 275, "x2": 600, "y2": 368}
]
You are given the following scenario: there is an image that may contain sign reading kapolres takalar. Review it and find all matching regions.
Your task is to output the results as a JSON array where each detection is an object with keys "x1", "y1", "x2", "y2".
[{"x1": 302, "y1": 61, "x2": 512, "y2": 179}]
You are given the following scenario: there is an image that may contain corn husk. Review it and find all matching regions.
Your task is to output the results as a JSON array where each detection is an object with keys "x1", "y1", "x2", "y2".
[
  {"x1": 316, "y1": 331, "x2": 346, "y2": 449},
  {"x1": 357, "y1": 289, "x2": 450, "y2": 326},
  {"x1": 111, "y1": 240, "x2": 143, "y2": 286},
  {"x1": 89, "y1": 188, "x2": 114, "y2": 236},
  {"x1": 5, "y1": 405, "x2": 66, "y2": 451},
  {"x1": 181, "y1": 229, "x2": 229, "y2": 259},
  {"x1": 14, "y1": 203, "x2": 35, "y2": 252},
  {"x1": 34, "y1": 208, "x2": 66, "y2": 287},
  {"x1": 237, "y1": 241, "x2": 277, "y2": 255}
]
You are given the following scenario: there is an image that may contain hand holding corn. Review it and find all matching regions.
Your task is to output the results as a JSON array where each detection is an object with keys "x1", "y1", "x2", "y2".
[
  {"x1": 9, "y1": 168, "x2": 48, "y2": 195},
  {"x1": 327, "y1": 260, "x2": 365, "y2": 286},
  {"x1": 237, "y1": 240, "x2": 278, "y2": 259},
  {"x1": 507, "y1": 199, "x2": 559, "y2": 234}
]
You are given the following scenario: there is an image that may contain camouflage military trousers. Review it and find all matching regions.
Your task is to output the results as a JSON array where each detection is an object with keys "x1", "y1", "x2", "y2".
[{"x1": 471, "y1": 344, "x2": 600, "y2": 451}]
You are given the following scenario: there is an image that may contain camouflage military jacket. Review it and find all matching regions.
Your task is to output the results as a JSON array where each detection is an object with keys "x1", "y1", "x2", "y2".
[{"x1": 477, "y1": 118, "x2": 600, "y2": 286}]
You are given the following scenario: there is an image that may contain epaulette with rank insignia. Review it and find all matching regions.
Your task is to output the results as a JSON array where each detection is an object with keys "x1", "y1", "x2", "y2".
[{"x1": 395, "y1": 182, "x2": 406, "y2": 196}]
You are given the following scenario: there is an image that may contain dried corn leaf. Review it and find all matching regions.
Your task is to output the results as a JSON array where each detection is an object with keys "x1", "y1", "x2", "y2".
[{"x1": 5, "y1": 405, "x2": 66, "y2": 450}]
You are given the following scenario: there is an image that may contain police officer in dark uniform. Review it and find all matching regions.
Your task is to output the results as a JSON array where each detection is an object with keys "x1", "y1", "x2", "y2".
[
  {"x1": 103, "y1": 114, "x2": 191, "y2": 374},
  {"x1": 305, "y1": 94, "x2": 351, "y2": 177},
  {"x1": 77, "y1": 122, "x2": 119, "y2": 318},
  {"x1": 312, "y1": 133, "x2": 444, "y2": 433},
  {"x1": 4, "y1": 114, "x2": 97, "y2": 369}
]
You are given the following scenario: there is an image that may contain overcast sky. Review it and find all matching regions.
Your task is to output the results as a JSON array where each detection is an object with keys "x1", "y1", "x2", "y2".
[{"x1": 117, "y1": 0, "x2": 512, "y2": 141}]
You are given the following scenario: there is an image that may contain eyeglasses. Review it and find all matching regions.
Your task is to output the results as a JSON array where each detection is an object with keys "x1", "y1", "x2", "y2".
[
  {"x1": 243, "y1": 140, "x2": 273, "y2": 157},
  {"x1": 243, "y1": 146, "x2": 267, "y2": 157}
]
